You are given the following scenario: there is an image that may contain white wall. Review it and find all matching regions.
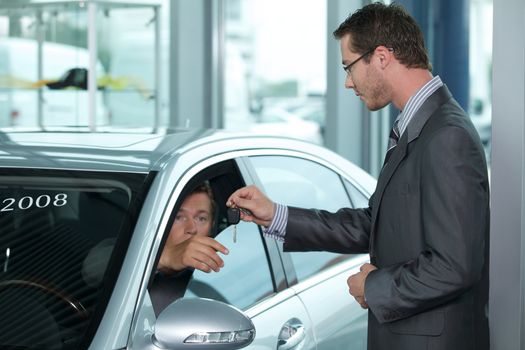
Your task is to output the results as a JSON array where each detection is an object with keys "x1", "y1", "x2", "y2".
[{"x1": 490, "y1": 0, "x2": 525, "y2": 348}]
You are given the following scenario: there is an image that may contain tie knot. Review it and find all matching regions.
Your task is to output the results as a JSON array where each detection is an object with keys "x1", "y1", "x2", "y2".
[
  {"x1": 387, "y1": 120, "x2": 400, "y2": 150},
  {"x1": 391, "y1": 120, "x2": 400, "y2": 141}
]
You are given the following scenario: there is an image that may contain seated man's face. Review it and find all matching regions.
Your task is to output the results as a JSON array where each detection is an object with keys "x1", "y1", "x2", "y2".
[{"x1": 167, "y1": 192, "x2": 213, "y2": 246}]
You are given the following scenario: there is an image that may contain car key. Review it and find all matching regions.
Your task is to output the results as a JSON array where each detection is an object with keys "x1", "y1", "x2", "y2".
[
  {"x1": 227, "y1": 207, "x2": 253, "y2": 225},
  {"x1": 227, "y1": 207, "x2": 241, "y2": 243},
  {"x1": 227, "y1": 207, "x2": 241, "y2": 225},
  {"x1": 227, "y1": 207, "x2": 253, "y2": 243}
]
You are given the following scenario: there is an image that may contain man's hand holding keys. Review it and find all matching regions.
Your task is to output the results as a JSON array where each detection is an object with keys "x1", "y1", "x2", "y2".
[{"x1": 226, "y1": 185, "x2": 276, "y2": 227}]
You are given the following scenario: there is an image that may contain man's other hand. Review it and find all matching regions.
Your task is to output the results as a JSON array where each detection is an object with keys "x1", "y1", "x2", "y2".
[{"x1": 347, "y1": 263, "x2": 377, "y2": 309}]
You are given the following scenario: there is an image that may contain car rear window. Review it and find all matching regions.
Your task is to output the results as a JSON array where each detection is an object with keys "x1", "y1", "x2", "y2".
[{"x1": 0, "y1": 168, "x2": 152, "y2": 350}]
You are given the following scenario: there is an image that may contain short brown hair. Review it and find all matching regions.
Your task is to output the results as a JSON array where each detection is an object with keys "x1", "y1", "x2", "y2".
[
  {"x1": 333, "y1": 2, "x2": 431, "y2": 70},
  {"x1": 190, "y1": 181, "x2": 215, "y2": 218}
]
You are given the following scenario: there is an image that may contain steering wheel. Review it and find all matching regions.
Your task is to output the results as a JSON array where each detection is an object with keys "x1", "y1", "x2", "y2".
[{"x1": 0, "y1": 279, "x2": 88, "y2": 320}]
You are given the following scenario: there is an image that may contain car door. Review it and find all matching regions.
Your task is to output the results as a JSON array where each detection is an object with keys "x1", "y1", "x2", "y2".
[
  {"x1": 183, "y1": 157, "x2": 317, "y2": 350},
  {"x1": 247, "y1": 154, "x2": 369, "y2": 350},
  {"x1": 131, "y1": 155, "x2": 316, "y2": 350},
  {"x1": 186, "y1": 221, "x2": 317, "y2": 350}
]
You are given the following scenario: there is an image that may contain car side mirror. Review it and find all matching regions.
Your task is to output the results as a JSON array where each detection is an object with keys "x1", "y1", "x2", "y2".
[{"x1": 152, "y1": 298, "x2": 255, "y2": 350}]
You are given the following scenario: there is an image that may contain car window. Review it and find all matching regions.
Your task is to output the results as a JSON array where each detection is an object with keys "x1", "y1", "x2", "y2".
[
  {"x1": 184, "y1": 221, "x2": 274, "y2": 310},
  {"x1": 250, "y1": 155, "x2": 354, "y2": 282},
  {"x1": 0, "y1": 168, "x2": 150, "y2": 350}
]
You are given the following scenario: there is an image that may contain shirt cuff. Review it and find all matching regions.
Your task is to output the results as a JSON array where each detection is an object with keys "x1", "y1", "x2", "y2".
[{"x1": 262, "y1": 203, "x2": 288, "y2": 242}]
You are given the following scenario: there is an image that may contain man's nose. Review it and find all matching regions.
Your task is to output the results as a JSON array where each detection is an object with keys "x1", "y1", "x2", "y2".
[
  {"x1": 345, "y1": 74, "x2": 355, "y2": 89},
  {"x1": 185, "y1": 218, "x2": 198, "y2": 234}
]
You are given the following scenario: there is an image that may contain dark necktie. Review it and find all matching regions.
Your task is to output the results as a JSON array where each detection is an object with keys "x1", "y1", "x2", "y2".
[{"x1": 384, "y1": 120, "x2": 400, "y2": 165}]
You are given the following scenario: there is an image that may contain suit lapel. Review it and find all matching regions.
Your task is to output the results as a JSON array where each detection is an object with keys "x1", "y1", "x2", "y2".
[
  {"x1": 369, "y1": 132, "x2": 408, "y2": 251},
  {"x1": 368, "y1": 85, "x2": 453, "y2": 255}
]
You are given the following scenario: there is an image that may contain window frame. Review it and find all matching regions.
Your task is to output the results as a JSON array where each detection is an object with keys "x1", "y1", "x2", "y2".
[
  {"x1": 240, "y1": 150, "x2": 372, "y2": 289},
  {"x1": 147, "y1": 156, "x2": 285, "y2": 313}
]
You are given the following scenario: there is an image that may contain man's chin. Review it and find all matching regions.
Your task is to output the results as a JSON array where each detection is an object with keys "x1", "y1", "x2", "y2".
[
  {"x1": 365, "y1": 103, "x2": 382, "y2": 112},
  {"x1": 364, "y1": 100, "x2": 388, "y2": 112}
]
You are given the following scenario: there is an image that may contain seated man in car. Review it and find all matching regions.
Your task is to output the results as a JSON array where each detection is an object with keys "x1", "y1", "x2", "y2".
[
  {"x1": 149, "y1": 182, "x2": 229, "y2": 315},
  {"x1": 82, "y1": 182, "x2": 229, "y2": 316}
]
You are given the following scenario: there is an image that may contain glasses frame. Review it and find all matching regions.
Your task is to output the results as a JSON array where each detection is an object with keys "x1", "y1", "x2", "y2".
[{"x1": 343, "y1": 47, "x2": 376, "y2": 76}]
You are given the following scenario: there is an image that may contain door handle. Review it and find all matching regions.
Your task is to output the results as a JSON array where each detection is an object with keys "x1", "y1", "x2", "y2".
[{"x1": 277, "y1": 318, "x2": 306, "y2": 350}]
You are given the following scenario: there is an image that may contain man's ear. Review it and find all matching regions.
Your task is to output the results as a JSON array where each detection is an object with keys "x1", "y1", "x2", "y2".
[{"x1": 375, "y1": 45, "x2": 393, "y2": 69}]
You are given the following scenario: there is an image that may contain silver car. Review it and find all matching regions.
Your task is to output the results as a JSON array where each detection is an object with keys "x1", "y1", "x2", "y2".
[{"x1": 0, "y1": 129, "x2": 375, "y2": 350}]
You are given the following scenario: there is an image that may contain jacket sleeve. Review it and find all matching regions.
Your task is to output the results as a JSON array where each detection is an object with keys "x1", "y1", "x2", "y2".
[
  {"x1": 283, "y1": 204, "x2": 372, "y2": 254},
  {"x1": 364, "y1": 126, "x2": 490, "y2": 323}
]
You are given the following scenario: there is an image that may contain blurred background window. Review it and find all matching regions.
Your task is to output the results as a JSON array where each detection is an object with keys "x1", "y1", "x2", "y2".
[
  {"x1": 222, "y1": 0, "x2": 326, "y2": 145},
  {"x1": 0, "y1": 1, "x2": 165, "y2": 130},
  {"x1": 0, "y1": 0, "x2": 492, "y2": 170}
]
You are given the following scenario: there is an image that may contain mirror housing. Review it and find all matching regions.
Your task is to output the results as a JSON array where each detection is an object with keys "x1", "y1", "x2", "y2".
[{"x1": 152, "y1": 298, "x2": 255, "y2": 350}]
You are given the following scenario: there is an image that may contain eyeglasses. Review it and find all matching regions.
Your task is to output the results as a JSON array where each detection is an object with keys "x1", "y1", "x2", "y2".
[{"x1": 343, "y1": 48, "x2": 375, "y2": 76}]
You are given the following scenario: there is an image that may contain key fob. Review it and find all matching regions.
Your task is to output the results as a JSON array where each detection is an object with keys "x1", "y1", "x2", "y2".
[{"x1": 227, "y1": 207, "x2": 241, "y2": 225}]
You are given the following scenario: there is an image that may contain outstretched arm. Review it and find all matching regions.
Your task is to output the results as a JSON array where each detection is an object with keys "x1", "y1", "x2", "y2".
[{"x1": 158, "y1": 236, "x2": 229, "y2": 274}]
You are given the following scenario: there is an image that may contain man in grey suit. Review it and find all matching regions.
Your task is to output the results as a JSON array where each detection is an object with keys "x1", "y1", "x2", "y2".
[{"x1": 227, "y1": 3, "x2": 490, "y2": 350}]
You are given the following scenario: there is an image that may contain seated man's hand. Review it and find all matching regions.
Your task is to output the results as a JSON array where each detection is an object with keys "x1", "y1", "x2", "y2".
[
  {"x1": 226, "y1": 185, "x2": 276, "y2": 227},
  {"x1": 158, "y1": 235, "x2": 229, "y2": 274}
]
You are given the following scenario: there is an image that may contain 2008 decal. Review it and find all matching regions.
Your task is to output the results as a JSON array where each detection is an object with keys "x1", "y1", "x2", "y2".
[{"x1": 1, "y1": 193, "x2": 68, "y2": 212}]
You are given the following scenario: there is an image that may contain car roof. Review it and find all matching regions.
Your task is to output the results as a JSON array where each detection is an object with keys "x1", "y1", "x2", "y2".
[
  {"x1": 0, "y1": 129, "x2": 334, "y2": 174},
  {"x1": 0, "y1": 129, "x2": 214, "y2": 172}
]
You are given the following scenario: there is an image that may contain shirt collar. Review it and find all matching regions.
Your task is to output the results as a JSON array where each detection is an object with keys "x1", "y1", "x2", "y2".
[{"x1": 395, "y1": 75, "x2": 443, "y2": 137}]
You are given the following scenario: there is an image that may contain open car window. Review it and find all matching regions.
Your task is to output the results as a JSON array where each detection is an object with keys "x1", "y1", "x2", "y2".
[
  {"x1": 0, "y1": 168, "x2": 151, "y2": 350},
  {"x1": 150, "y1": 159, "x2": 276, "y2": 314},
  {"x1": 184, "y1": 221, "x2": 274, "y2": 310}
]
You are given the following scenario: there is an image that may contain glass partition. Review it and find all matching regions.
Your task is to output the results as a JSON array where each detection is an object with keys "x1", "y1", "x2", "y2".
[{"x1": 0, "y1": 1, "x2": 162, "y2": 130}]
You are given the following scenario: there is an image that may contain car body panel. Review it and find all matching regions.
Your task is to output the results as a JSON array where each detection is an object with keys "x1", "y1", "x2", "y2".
[{"x1": 292, "y1": 256, "x2": 370, "y2": 349}]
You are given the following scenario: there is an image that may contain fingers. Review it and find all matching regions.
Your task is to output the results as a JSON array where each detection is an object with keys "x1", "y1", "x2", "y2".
[
  {"x1": 204, "y1": 236, "x2": 229, "y2": 255},
  {"x1": 354, "y1": 296, "x2": 369, "y2": 309},
  {"x1": 184, "y1": 247, "x2": 224, "y2": 273},
  {"x1": 227, "y1": 186, "x2": 257, "y2": 211},
  {"x1": 348, "y1": 264, "x2": 377, "y2": 309},
  {"x1": 185, "y1": 236, "x2": 228, "y2": 273},
  {"x1": 160, "y1": 236, "x2": 229, "y2": 274},
  {"x1": 226, "y1": 185, "x2": 275, "y2": 226},
  {"x1": 347, "y1": 273, "x2": 368, "y2": 309},
  {"x1": 227, "y1": 185, "x2": 257, "y2": 204},
  {"x1": 347, "y1": 272, "x2": 361, "y2": 297}
]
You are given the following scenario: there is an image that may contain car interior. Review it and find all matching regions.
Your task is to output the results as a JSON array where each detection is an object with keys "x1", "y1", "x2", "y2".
[{"x1": 0, "y1": 170, "x2": 150, "y2": 350}]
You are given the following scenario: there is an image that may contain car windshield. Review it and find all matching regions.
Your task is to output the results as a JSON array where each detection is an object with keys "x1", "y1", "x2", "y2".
[{"x1": 0, "y1": 168, "x2": 151, "y2": 350}]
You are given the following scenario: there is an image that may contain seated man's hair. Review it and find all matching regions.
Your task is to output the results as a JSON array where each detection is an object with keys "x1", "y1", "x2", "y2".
[{"x1": 190, "y1": 181, "x2": 216, "y2": 218}]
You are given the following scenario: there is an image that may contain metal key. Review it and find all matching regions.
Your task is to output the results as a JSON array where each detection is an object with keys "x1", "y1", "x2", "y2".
[{"x1": 226, "y1": 207, "x2": 253, "y2": 243}]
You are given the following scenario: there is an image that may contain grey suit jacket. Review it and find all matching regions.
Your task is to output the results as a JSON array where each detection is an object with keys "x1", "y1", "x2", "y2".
[{"x1": 284, "y1": 86, "x2": 490, "y2": 350}]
